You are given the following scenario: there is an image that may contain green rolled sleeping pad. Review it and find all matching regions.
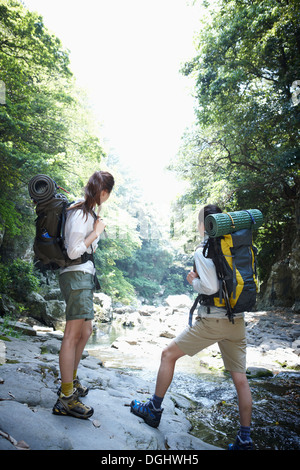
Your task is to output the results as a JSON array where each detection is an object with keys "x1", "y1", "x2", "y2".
[{"x1": 205, "y1": 209, "x2": 263, "y2": 237}]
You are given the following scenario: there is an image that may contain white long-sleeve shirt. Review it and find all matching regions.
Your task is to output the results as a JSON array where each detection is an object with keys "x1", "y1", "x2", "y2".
[
  {"x1": 60, "y1": 207, "x2": 99, "y2": 275},
  {"x1": 192, "y1": 238, "x2": 219, "y2": 296},
  {"x1": 192, "y1": 235, "x2": 229, "y2": 318}
]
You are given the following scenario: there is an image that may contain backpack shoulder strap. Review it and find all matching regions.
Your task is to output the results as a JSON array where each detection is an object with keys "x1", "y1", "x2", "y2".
[{"x1": 203, "y1": 236, "x2": 235, "y2": 323}]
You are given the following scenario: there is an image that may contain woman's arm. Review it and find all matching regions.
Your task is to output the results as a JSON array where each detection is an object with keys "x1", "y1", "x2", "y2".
[
  {"x1": 66, "y1": 212, "x2": 106, "y2": 260},
  {"x1": 187, "y1": 248, "x2": 219, "y2": 295},
  {"x1": 84, "y1": 218, "x2": 106, "y2": 249}
]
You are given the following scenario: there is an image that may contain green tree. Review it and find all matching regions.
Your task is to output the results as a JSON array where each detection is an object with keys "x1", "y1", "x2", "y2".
[
  {"x1": 171, "y1": 0, "x2": 300, "y2": 281},
  {"x1": 0, "y1": 0, "x2": 105, "y2": 241},
  {"x1": 0, "y1": 1, "x2": 112, "y2": 307}
]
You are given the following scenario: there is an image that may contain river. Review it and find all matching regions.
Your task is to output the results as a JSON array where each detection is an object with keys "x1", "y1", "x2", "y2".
[{"x1": 87, "y1": 316, "x2": 300, "y2": 451}]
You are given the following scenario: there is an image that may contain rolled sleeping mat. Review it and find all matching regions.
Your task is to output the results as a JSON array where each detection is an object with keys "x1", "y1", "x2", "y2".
[
  {"x1": 205, "y1": 209, "x2": 263, "y2": 237},
  {"x1": 28, "y1": 174, "x2": 57, "y2": 203}
]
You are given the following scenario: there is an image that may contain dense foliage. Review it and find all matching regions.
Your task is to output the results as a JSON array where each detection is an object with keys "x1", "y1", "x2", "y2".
[
  {"x1": 171, "y1": 0, "x2": 300, "y2": 282},
  {"x1": 1, "y1": 0, "x2": 299, "y2": 313},
  {"x1": 92, "y1": 158, "x2": 190, "y2": 303},
  {"x1": 0, "y1": 0, "x2": 188, "y2": 308}
]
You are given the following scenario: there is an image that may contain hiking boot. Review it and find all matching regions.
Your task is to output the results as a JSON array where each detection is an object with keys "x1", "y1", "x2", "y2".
[
  {"x1": 57, "y1": 378, "x2": 89, "y2": 398},
  {"x1": 228, "y1": 434, "x2": 254, "y2": 450},
  {"x1": 73, "y1": 378, "x2": 89, "y2": 397},
  {"x1": 52, "y1": 391, "x2": 94, "y2": 419},
  {"x1": 130, "y1": 399, "x2": 163, "y2": 428}
]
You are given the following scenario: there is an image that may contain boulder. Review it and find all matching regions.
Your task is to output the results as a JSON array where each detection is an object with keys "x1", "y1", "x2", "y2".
[
  {"x1": 259, "y1": 235, "x2": 300, "y2": 309},
  {"x1": 93, "y1": 293, "x2": 112, "y2": 311},
  {"x1": 0, "y1": 335, "x2": 221, "y2": 451},
  {"x1": 165, "y1": 295, "x2": 191, "y2": 310},
  {"x1": 0, "y1": 318, "x2": 36, "y2": 337},
  {"x1": 0, "y1": 294, "x2": 18, "y2": 316},
  {"x1": 24, "y1": 292, "x2": 65, "y2": 329},
  {"x1": 93, "y1": 293, "x2": 113, "y2": 323}
]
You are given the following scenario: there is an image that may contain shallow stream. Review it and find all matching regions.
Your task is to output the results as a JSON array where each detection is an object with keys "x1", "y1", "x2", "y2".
[{"x1": 87, "y1": 322, "x2": 300, "y2": 450}]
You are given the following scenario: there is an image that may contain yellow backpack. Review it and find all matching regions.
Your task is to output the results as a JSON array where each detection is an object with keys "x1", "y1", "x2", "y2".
[{"x1": 189, "y1": 210, "x2": 262, "y2": 325}]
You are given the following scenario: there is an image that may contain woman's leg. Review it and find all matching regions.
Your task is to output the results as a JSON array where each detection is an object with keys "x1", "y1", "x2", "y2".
[
  {"x1": 230, "y1": 371, "x2": 252, "y2": 427},
  {"x1": 130, "y1": 341, "x2": 186, "y2": 427},
  {"x1": 59, "y1": 318, "x2": 91, "y2": 386},
  {"x1": 73, "y1": 320, "x2": 93, "y2": 373},
  {"x1": 53, "y1": 318, "x2": 94, "y2": 419},
  {"x1": 154, "y1": 340, "x2": 186, "y2": 398}
]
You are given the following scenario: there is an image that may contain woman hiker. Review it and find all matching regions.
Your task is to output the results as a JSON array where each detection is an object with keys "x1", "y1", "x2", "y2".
[
  {"x1": 130, "y1": 204, "x2": 253, "y2": 450},
  {"x1": 52, "y1": 170, "x2": 114, "y2": 419}
]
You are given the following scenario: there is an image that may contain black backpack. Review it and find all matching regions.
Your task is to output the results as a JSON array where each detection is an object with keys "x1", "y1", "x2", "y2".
[{"x1": 28, "y1": 174, "x2": 95, "y2": 270}]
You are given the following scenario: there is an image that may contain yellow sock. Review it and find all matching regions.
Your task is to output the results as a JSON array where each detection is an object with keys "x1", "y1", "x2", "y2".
[
  {"x1": 61, "y1": 382, "x2": 73, "y2": 397},
  {"x1": 73, "y1": 370, "x2": 77, "y2": 381}
]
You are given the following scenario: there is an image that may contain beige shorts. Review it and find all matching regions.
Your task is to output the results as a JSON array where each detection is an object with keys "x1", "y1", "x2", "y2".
[{"x1": 174, "y1": 317, "x2": 247, "y2": 373}]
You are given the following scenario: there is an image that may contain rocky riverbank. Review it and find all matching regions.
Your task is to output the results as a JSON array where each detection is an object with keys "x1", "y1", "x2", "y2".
[
  {"x1": 0, "y1": 296, "x2": 299, "y2": 451},
  {"x1": 0, "y1": 333, "x2": 219, "y2": 451}
]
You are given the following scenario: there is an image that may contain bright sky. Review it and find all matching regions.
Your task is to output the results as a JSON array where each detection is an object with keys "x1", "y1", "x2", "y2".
[{"x1": 23, "y1": 0, "x2": 201, "y2": 214}]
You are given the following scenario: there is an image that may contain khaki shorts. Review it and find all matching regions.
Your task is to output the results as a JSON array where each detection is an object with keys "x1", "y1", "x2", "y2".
[
  {"x1": 174, "y1": 317, "x2": 247, "y2": 373},
  {"x1": 59, "y1": 271, "x2": 95, "y2": 321}
]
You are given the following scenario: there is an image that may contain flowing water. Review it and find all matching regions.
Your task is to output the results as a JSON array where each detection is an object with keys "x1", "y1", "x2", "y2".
[{"x1": 87, "y1": 322, "x2": 300, "y2": 451}]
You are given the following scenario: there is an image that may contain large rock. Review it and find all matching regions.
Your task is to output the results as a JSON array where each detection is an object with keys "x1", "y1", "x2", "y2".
[
  {"x1": 1, "y1": 308, "x2": 299, "y2": 450},
  {"x1": 24, "y1": 292, "x2": 65, "y2": 329},
  {"x1": 260, "y1": 260, "x2": 295, "y2": 308},
  {"x1": 0, "y1": 318, "x2": 36, "y2": 336},
  {"x1": 290, "y1": 236, "x2": 300, "y2": 312},
  {"x1": 93, "y1": 293, "x2": 113, "y2": 323},
  {"x1": 0, "y1": 401, "x2": 72, "y2": 450},
  {"x1": 93, "y1": 293, "x2": 112, "y2": 312},
  {"x1": 165, "y1": 295, "x2": 191, "y2": 310},
  {"x1": 260, "y1": 236, "x2": 300, "y2": 311},
  {"x1": 0, "y1": 294, "x2": 18, "y2": 316},
  {"x1": 0, "y1": 335, "x2": 221, "y2": 451}
]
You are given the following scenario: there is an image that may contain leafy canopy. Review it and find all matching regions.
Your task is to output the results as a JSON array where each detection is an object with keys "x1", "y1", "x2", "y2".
[{"x1": 170, "y1": 0, "x2": 300, "y2": 280}]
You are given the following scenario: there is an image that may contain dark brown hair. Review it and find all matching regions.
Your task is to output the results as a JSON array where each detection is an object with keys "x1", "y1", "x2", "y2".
[
  {"x1": 198, "y1": 204, "x2": 222, "y2": 225},
  {"x1": 69, "y1": 170, "x2": 114, "y2": 219}
]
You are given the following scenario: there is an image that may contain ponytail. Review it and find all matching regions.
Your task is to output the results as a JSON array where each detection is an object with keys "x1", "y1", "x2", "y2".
[{"x1": 69, "y1": 171, "x2": 114, "y2": 219}]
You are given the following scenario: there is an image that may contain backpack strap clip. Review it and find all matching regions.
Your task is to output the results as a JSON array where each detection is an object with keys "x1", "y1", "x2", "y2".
[
  {"x1": 188, "y1": 294, "x2": 202, "y2": 327},
  {"x1": 224, "y1": 212, "x2": 235, "y2": 229}
]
